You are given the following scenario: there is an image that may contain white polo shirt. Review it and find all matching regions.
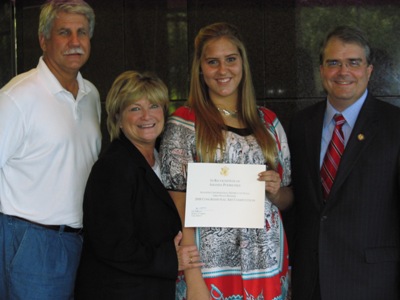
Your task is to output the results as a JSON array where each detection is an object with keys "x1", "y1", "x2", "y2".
[{"x1": 0, "y1": 57, "x2": 101, "y2": 228}]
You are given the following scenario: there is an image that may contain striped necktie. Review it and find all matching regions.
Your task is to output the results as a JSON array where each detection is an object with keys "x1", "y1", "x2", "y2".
[{"x1": 321, "y1": 114, "x2": 345, "y2": 199}]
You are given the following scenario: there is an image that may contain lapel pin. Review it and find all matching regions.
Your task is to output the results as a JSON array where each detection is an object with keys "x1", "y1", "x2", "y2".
[{"x1": 358, "y1": 133, "x2": 365, "y2": 141}]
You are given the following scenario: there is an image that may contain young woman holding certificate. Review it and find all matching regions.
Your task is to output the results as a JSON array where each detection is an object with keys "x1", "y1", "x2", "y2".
[{"x1": 159, "y1": 22, "x2": 293, "y2": 300}]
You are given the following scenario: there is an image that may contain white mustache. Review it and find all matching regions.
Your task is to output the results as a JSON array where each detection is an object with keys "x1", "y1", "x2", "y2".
[{"x1": 64, "y1": 48, "x2": 85, "y2": 55}]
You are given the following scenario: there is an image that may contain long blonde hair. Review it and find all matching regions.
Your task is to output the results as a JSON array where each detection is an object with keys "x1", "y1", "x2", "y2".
[{"x1": 188, "y1": 22, "x2": 277, "y2": 168}]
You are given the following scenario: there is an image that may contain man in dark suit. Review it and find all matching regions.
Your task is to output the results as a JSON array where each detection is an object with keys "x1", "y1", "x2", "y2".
[{"x1": 289, "y1": 26, "x2": 400, "y2": 300}]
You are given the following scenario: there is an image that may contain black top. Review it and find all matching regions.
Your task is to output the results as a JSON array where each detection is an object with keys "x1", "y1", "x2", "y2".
[{"x1": 75, "y1": 133, "x2": 182, "y2": 300}]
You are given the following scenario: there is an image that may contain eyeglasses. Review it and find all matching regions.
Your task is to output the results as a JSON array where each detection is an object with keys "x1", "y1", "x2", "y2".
[{"x1": 324, "y1": 59, "x2": 364, "y2": 70}]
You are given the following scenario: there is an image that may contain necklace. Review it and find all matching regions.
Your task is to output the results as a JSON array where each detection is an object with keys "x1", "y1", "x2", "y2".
[{"x1": 217, "y1": 107, "x2": 238, "y2": 118}]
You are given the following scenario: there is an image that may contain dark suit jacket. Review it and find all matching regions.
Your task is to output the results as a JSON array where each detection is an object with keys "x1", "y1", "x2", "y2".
[
  {"x1": 289, "y1": 94, "x2": 400, "y2": 300},
  {"x1": 75, "y1": 133, "x2": 182, "y2": 300}
]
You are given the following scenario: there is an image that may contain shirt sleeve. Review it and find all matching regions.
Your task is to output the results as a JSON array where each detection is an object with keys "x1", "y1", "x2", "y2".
[
  {"x1": 260, "y1": 107, "x2": 292, "y2": 187},
  {"x1": 159, "y1": 112, "x2": 196, "y2": 191},
  {"x1": 274, "y1": 120, "x2": 292, "y2": 187},
  {"x1": 0, "y1": 92, "x2": 25, "y2": 168}
]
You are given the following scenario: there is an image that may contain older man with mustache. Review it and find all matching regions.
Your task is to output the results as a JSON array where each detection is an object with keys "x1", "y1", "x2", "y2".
[{"x1": 0, "y1": 1, "x2": 100, "y2": 299}]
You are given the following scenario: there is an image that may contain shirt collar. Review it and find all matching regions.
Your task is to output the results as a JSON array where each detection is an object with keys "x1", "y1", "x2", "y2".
[
  {"x1": 324, "y1": 89, "x2": 368, "y2": 129},
  {"x1": 37, "y1": 56, "x2": 90, "y2": 98}
]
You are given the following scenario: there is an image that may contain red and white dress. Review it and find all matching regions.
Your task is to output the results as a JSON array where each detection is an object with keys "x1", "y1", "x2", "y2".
[{"x1": 160, "y1": 106, "x2": 291, "y2": 300}]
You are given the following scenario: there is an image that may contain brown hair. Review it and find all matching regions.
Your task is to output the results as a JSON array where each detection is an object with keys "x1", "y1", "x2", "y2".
[
  {"x1": 319, "y1": 25, "x2": 372, "y2": 65},
  {"x1": 188, "y1": 22, "x2": 277, "y2": 168}
]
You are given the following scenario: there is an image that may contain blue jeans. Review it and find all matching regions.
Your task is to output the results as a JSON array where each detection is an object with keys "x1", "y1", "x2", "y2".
[{"x1": 0, "y1": 213, "x2": 83, "y2": 300}]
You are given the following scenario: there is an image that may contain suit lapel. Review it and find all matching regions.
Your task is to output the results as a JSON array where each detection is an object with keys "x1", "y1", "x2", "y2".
[
  {"x1": 327, "y1": 95, "x2": 379, "y2": 201},
  {"x1": 304, "y1": 102, "x2": 326, "y2": 209},
  {"x1": 120, "y1": 134, "x2": 180, "y2": 212}
]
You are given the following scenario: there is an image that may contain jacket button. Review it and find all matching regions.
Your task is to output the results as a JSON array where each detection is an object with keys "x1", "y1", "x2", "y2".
[{"x1": 321, "y1": 215, "x2": 328, "y2": 221}]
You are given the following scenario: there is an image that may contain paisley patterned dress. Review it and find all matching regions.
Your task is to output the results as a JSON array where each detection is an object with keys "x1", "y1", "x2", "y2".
[{"x1": 159, "y1": 106, "x2": 291, "y2": 300}]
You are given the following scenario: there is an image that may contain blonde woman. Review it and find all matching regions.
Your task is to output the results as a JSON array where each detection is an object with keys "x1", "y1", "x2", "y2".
[
  {"x1": 75, "y1": 71, "x2": 201, "y2": 299},
  {"x1": 160, "y1": 23, "x2": 293, "y2": 300}
]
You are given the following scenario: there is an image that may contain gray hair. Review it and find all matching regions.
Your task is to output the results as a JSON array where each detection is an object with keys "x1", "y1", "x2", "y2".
[{"x1": 38, "y1": 0, "x2": 95, "y2": 39}]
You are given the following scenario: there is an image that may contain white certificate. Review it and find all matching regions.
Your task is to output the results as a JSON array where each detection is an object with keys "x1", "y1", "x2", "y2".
[{"x1": 185, "y1": 163, "x2": 266, "y2": 228}]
